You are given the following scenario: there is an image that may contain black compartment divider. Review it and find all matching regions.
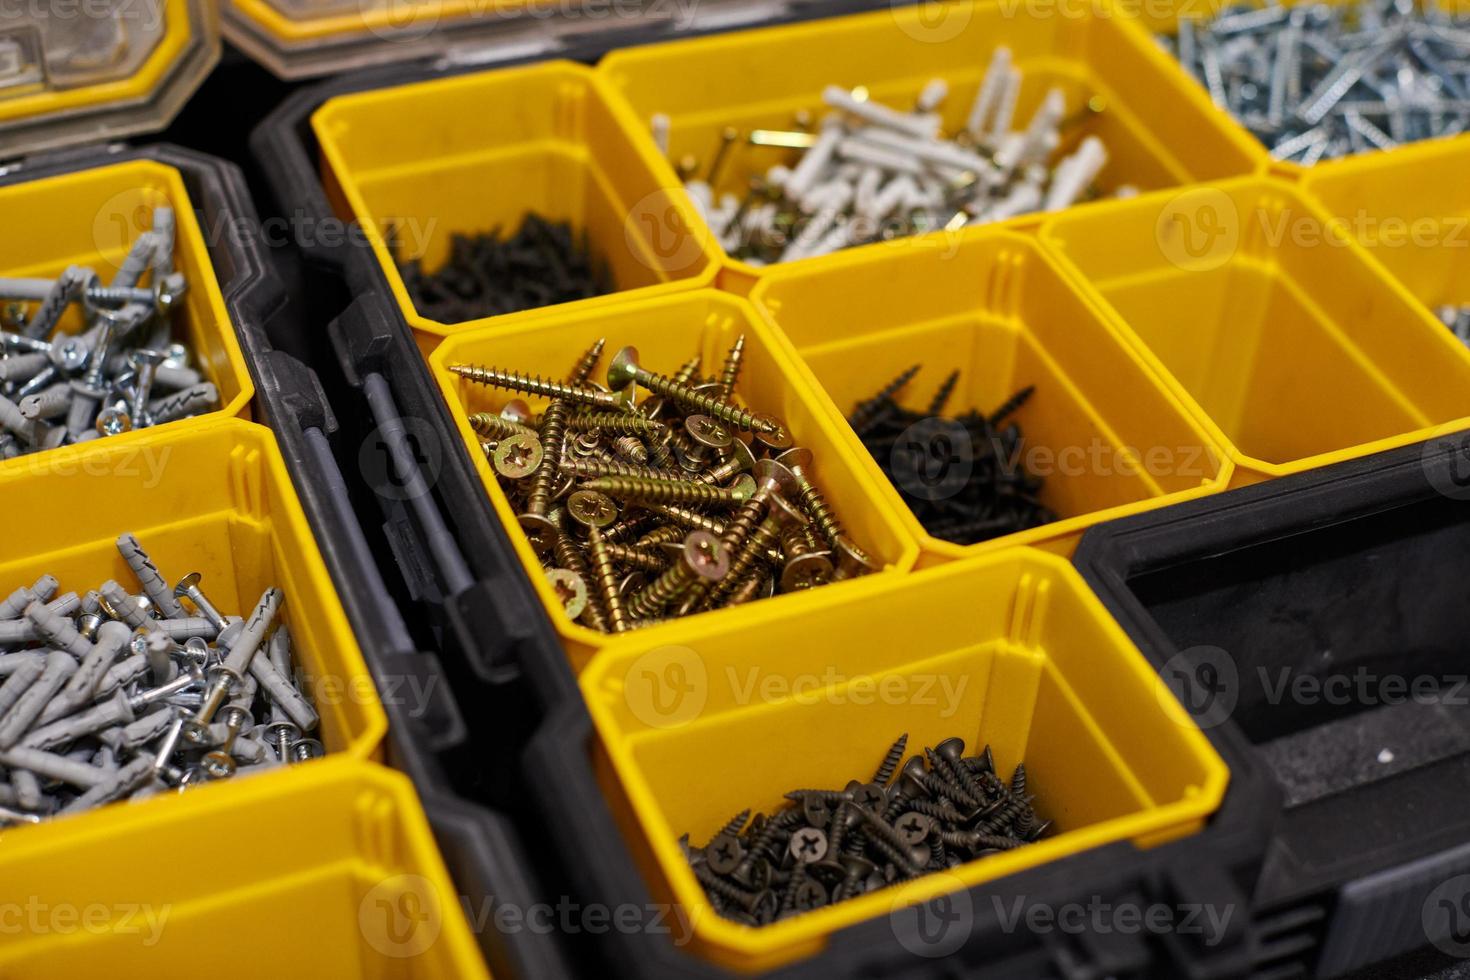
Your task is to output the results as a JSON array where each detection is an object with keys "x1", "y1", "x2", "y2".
[{"x1": 1075, "y1": 434, "x2": 1470, "y2": 979}]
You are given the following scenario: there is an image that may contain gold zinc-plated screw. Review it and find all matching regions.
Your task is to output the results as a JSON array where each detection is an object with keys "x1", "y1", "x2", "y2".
[
  {"x1": 606, "y1": 347, "x2": 778, "y2": 434},
  {"x1": 569, "y1": 338, "x2": 606, "y2": 386},
  {"x1": 566, "y1": 412, "x2": 666, "y2": 438},
  {"x1": 647, "y1": 502, "x2": 729, "y2": 538},
  {"x1": 603, "y1": 543, "x2": 671, "y2": 575},
  {"x1": 450, "y1": 364, "x2": 626, "y2": 411},
  {"x1": 470, "y1": 412, "x2": 536, "y2": 441},
  {"x1": 611, "y1": 436, "x2": 649, "y2": 465},
  {"x1": 775, "y1": 447, "x2": 844, "y2": 551},
  {"x1": 553, "y1": 532, "x2": 609, "y2": 632},
  {"x1": 559, "y1": 455, "x2": 684, "y2": 482},
  {"x1": 579, "y1": 475, "x2": 753, "y2": 509},
  {"x1": 697, "y1": 439, "x2": 756, "y2": 486},
  {"x1": 626, "y1": 531, "x2": 730, "y2": 620},
  {"x1": 715, "y1": 334, "x2": 746, "y2": 400}
]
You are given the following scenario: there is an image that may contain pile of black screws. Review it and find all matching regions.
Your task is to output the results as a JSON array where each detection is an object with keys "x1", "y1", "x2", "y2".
[
  {"x1": 0, "y1": 206, "x2": 217, "y2": 455},
  {"x1": 848, "y1": 367, "x2": 1055, "y2": 545},
  {"x1": 449, "y1": 337, "x2": 879, "y2": 632},
  {"x1": 0, "y1": 533, "x2": 324, "y2": 827},
  {"x1": 393, "y1": 213, "x2": 612, "y2": 323},
  {"x1": 683, "y1": 734, "x2": 1049, "y2": 925}
]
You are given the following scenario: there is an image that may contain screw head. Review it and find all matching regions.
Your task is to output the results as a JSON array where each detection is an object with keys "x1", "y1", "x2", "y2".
[
  {"x1": 500, "y1": 399, "x2": 533, "y2": 425},
  {"x1": 544, "y1": 569, "x2": 588, "y2": 621},
  {"x1": 49, "y1": 336, "x2": 89, "y2": 371},
  {"x1": 752, "y1": 413, "x2": 793, "y2": 451},
  {"x1": 492, "y1": 432, "x2": 543, "y2": 479},
  {"x1": 518, "y1": 513, "x2": 560, "y2": 554},
  {"x1": 96, "y1": 407, "x2": 132, "y2": 437},
  {"x1": 685, "y1": 414, "x2": 732, "y2": 450},
  {"x1": 793, "y1": 879, "x2": 829, "y2": 911},
  {"x1": 781, "y1": 553, "x2": 833, "y2": 592},
  {"x1": 934, "y1": 737, "x2": 967, "y2": 766},
  {"x1": 173, "y1": 572, "x2": 202, "y2": 599},
  {"x1": 607, "y1": 346, "x2": 640, "y2": 390},
  {"x1": 896, "y1": 811, "x2": 933, "y2": 845},
  {"x1": 773, "y1": 446, "x2": 813, "y2": 473},
  {"x1": 789, "y1": 827, "x2": 829, "y2": 863},
  {"x1": 833, "y1": 536, "x2": 880, "y2": 576},
  {"x1": 752, "y1": 459, "x2": 797, "y2": 497},
  {"x1": 845, "y1": 780, "x2": 887, "y2": 813},
  {"x1": 705, "y1": 832, "x2": 744, "y2": 874},
  {"x1": 682, "y1": 531, "x2": 730, "y2": 581},
  {"x1": 567, "y1": 490, "x2": 618, "y2": 529},
  {"x1": 129, "y1": 348, "x2": 167, "y2": 371}
]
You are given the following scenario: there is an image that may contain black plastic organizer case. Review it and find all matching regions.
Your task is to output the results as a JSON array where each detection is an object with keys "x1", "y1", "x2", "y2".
[
  {"x1": 1074, "y1": 432, "x2": 1470, "y2": 979},
  {"x1": 247, "y1": 14, "x2": 1279, "y2": 978}
]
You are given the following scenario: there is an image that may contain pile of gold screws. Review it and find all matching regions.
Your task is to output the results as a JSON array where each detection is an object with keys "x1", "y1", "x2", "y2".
[{"x1": 449, "y1": 337, "x2": 880, "y2": 631}]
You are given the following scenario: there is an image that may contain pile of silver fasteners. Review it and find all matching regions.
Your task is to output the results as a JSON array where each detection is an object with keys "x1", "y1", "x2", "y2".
[
  {"x1": 449, "y1": 337, "x2": 880, "y2": 632},
  {"x1": 1436, "y1": 304, "x2": 1470, "y2": 346},
  {"x1": 653, "y1": 52, "x2": 1124, "y2": 265},
  {"x1": 0, "y1": 206, "x2": 217, "y2": 455},
  {"x1": 0, "y1": 533, "x2": 323, "y2": 827},
  {"x1": 1161, "y1": 1, "x2": 1470, "y2": 163},
  {"x1": 683, "y1": 734, "x2": 1049, "y2": 925}
]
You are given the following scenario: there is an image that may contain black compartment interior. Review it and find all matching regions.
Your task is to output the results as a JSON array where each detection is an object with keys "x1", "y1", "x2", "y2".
[{"x1": 1129, "y1": 495, "x2": 1470, "y2": 811}]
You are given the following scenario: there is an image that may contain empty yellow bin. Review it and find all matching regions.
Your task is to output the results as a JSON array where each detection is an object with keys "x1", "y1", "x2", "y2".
[
  {"x1": 426, "y1": 288, "x2": 916, "y2": 668},
  {"x1": 749, "y1": 230, "x2": 1231, "y2": 565},
  {"x1": 0, "y1": 417, "x2": 386, "y2": 806},
  {"x1": 312, "y1": 61, "x2": 719, "y2": 343},
  {"x1": 598, "y1": 0, "x2": 1264, "y2": 288},
  {"x1": 0, "y1": 758, "x2": 487, "y2": 978},
  {"x1": 1038, "y1": 179, "x2": 1470, "y2": 485},
  {"x1": 1301, "y1": 136, "x2": 1470, "y2": 314},
  {"x1": 581, "y1": 549, "x2": 1228, "y2": 971},
  {"x1": 0, "y1": 160, "x2": 254, "y2": 467}
]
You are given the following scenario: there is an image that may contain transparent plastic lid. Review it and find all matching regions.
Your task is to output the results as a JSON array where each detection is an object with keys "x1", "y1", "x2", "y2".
[
  {"x1": 0, "y1": 0, "x2": 219, "y2": 158},
  {"x1": 221, "y1": 0, "x2": 777, "y2": 80}
]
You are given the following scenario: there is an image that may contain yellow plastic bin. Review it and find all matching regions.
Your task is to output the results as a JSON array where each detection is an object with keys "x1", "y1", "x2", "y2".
[
  {"x1": 597, "y1": 0, "x2": 1264, "y2": 290},
  {"x1": 312, "y1": 60, "x2": 720, "y2": 347},
  {"x1": 1300, "y1": 137, "x2": 1470, "y2": 313},
  {"x1": 581, "y1": 549, "x2": 1229, "y2": 971},
  {"x1": 0, "y1": 418, "x2": 387, "y2": 811},
  {"x1": 426, "y1": 288, "x2": 916, "y2": 669},
  {"x1": 0, "y1": 0, "x2": 219, "y2": 154},
  {"x1": 1038, "y1": 178, "x2": 1470, "y2": 486},
  {"x1": 0, "y1": 758, "x2": 488, "y2": 978},
  {"x1": 749, "y1": 229, "x2": 1232, "y2": 566},
  {"x1": 0, "y1": 160, "x2": 255, "y2": 465}
]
